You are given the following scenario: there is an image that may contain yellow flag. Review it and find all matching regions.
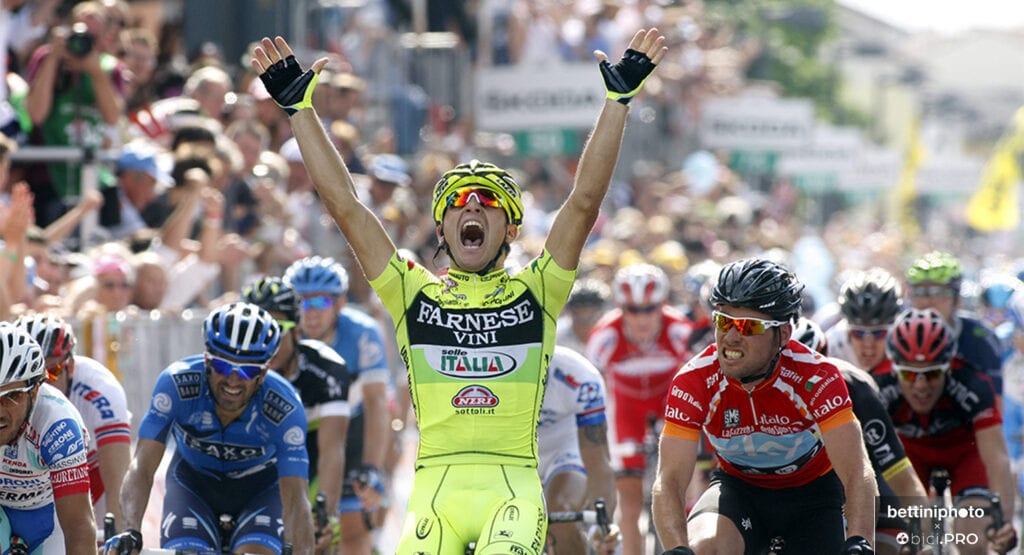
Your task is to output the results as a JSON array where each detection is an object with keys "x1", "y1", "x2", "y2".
[
  {"x1": 965, "y1": 141, "x2": 1021, "y2": 232},
  {"x1": 966, "y1": 106, "x2": 1024, "y2": 232},
  {"x1": 895, "y1": 120, "x2": 925, "y2": 239}
]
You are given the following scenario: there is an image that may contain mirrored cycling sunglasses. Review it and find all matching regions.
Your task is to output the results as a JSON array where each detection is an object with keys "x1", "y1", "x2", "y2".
[
  {"x1": 892, "y1": 363, "x2": 949, "y2": 382},
  {"x1": 910, "y1": 285, "x2": 956, "y2": 298},
  {"x1": 45, "y1": 356, "x2": 73, "y2": 382},
  {"x1": 849, "y1": 326, "x2": 888, "y2": 340},
  {"x1": 712, "y1": 311, "x2": 788, "y2": 336},
  {"x1": 302, "y1": 296, "x2": 335, "y2": 311},
  {"x1": 206, "y1": 355, "x2": 264, "y2": 380},
  {"x1": 445, "y1": 187, "x2": 504, "y2": 210},
  {"x1": 0, "y1": 383, "x2": 36, "y2": 406}
]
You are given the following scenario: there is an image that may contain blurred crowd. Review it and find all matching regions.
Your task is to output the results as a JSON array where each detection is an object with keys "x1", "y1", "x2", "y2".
[{"x1": 0, "y1": 0, "x2": 1011, "y2": 335}]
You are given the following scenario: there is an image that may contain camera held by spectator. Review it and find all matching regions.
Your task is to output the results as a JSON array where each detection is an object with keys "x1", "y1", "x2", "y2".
[{"x1": 65, "y1": 22, "x2": 94, "y2": 58}]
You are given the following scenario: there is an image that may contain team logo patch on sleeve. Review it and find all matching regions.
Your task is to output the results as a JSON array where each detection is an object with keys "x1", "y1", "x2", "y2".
[
  {"x1": 172, "y1": 372, "x2": 202, "y2": 399},
  {"x1": 262, "y1": 390, "x2": 297, "y2": 425}
]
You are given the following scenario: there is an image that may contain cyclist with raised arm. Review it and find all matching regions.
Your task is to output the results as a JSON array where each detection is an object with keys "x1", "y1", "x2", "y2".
[
  {"x1": 826, "y1": 267, "x2": 905, "y2": 373},
  {"x1": 105, "y1": 303, "x2": 314, "y2": 555},
  {"x1": 794, "y1": 317, "x2": 929, "y2": 555},
  {"x1": 243, "y1": 277, "x2": 352, "y2": 550},
  {"x1": 907, "y1": 252, "x2": 1004, "y2": 393},
  {"x1": 653, "y1": 258, "x2": 877, "y2": 555},
  {"x1": 878, "y1": 308, "x2": 1017, "y2": 555},
  {"x1": 283, "y1": 256, "x2": 389, "y2": 555},
  {"x1": 539, "y1": 345, "x2": 618, "y2": 554},
  {"x1": 586, "y1": 262, "x2": 693, "y2": 555},
  {"x1": 252, "y1": 28, "x2": 665, "y2": 554},
  {"x1": 13, "y1": 313, "x2": 132, "y2": 530},
  {"x1": 0, "y1": 322, "x2": 95, "y2": 553}
]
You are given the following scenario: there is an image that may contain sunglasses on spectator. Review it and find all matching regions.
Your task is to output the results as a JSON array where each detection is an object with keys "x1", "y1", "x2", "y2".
[
  {"x1": 446, "y1": 187, "x2": 504, "y2": 210},
  {"x1": 893, "y1": 363, "x2": 949, "y2": 382},
  {"x1": 849, "y1": 326, "x2": 888, "y2": 340},
  {"x1": 45, "y1": 356, "x2": 73, "y2": 382},
  {"x1": 712, "y1": 311, "x2": 788, "y2": 336},
  {"x1": 302, "y1": 296, "x2": 335, "y2": 311},
  {"x1": 0, "y1": 383, "x2": 37, "y2": 406},
  {"x1": 910, "y1": 285, "x2": 956, "y2": 298},
  {"x1": 100, "y1": 280, "x2": 131, "y2": 290},
  {"x1": 206, "y1": 355, "x2": 265, "y2": 380},
  {"x1": 624, "y1": 305, "x2": 658, "y2": 315},
  {"x1": 276, "y1": 320, "x2": 297, "y2": 333}
]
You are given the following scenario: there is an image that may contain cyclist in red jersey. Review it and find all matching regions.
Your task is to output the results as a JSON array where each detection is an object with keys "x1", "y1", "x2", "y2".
[
  {"x1": 586, "y1": 263, "x2": 692, "y2": 555},
  {"x1": 652, "y1": 258, "x2": 877, "y2": 555},
  {"x1": 877, "y1": 308, "x2": 1017, "y2": 555}
]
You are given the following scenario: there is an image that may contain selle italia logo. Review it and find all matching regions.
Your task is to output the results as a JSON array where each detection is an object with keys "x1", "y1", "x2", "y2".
[
  {"x1": 805, "y1": 375, "x2": 823, "y2": 391},
  {"x1": 439, "y1": 349, "x2": 518, "y2": 379}
]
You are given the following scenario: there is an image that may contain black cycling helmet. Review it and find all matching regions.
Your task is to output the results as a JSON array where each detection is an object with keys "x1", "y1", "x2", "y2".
[
  {"x1": 242, "y1": 277, "x2": 302, "y2": 323},
  {"x1": 838, "y1": 268, "x2": 903, "y2": 326},
  {"x1": 709, "y1": 257, "x2": 805, "y2": 322},
  {"x1": 567, "y1": 278, "x2": 611, "y2": 309}
]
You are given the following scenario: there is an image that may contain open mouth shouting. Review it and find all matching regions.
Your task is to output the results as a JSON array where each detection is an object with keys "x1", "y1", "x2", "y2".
[{"x1": 461, "y1": 221, "x2": 485, "y2": 249}]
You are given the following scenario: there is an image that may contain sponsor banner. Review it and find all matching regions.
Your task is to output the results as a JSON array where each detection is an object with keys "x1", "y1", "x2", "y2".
[{"x1": 475, "y1": 64, "x2": 605, "y2": 131}]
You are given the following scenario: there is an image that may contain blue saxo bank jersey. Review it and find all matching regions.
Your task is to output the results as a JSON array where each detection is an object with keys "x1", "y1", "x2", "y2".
[{"x1": 138, "y1": 355, "x2": 309, "y2": 479}]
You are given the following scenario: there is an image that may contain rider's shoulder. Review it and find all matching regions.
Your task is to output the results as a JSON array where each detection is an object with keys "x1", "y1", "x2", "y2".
[
  {"x1": 337, "y1": 305, "x2": 382, "y2": 331},
  {"x1": 298, "y1": 338, "x2": 347, "y2": 368}
]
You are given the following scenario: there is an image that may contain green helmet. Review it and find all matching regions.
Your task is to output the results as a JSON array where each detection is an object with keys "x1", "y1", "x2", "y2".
[
  {"x1": 431, "y1": 160, "x2": 524, "y2": 227},
  {"x1": 906, "y1": 251, "x2": 962, "y2": 285}
]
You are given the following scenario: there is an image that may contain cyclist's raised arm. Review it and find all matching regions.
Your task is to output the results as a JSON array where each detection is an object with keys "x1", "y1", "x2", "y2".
[
  {"x1": 821, "y1": 421, "x2": 877, "y2": 544},
  {"x1": 280, "y1": 475, "x2": 316, "y2": 554},
  {"x1": 118, "y1": 438, "x2": 164, "y2": 535},
  {"x1": 251, "y1": 37, "x2": 396, "y2": 281},
  {"x1": 651, "y1": 434, "x2": 698, "y2": 549},
  {"x1": 545, "y1": 28, "x2": 666, "y2": 270}
]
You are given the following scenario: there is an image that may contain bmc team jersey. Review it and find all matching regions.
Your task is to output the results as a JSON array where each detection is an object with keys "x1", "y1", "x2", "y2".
[
  {"x1": 67, "y1": 356, "x2": 132, "y2": 519},
  {"x1": 954, "y1": 313, "x2": 1005, "y2": 392},
  {"x1": 874, "y1": 358, "x2": 1000, "y2": 494},
  {"x1": 137, "y1": 355, "x2": 309, "y2": 480},
  {"x1": 537, "y1": 346, "x2": 608, "y2": 484},
  {"x1": 0, "y1": 383, "x2": 90, "y2": 551},
  {"x1": 370, "y1": 250, "x2": 575, "y2": 468},
  {"x1": 663, "y1": 340, "x2": 856, "y2": 489}
]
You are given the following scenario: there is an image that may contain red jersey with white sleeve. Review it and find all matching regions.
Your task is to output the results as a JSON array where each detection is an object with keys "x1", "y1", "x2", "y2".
[
  {"x1": 67, "y1": 356, "x2": 131, "y2": 518},
  {"x1": 663, "y1": 340, "x2": 857, "y2": 489},
  {"x1": 586, "y1": 305, "x2": 693, "y2": 471}
]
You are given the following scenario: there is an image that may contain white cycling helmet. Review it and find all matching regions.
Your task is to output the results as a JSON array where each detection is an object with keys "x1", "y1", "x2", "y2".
[
  {"x1": 613, "y1": 263, "x2": 670, "y2": 307},
  {"x1": 0, "y1": 321, "x2": 45, "y2": 386}
]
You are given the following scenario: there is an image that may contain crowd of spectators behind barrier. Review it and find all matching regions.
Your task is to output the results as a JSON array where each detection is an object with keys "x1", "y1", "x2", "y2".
[{"x1": 0, "y1": 0, "x2": 1015, "y2": 332}]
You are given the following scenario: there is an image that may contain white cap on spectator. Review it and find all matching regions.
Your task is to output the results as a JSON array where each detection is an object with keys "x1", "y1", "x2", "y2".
[
  {"x1": 279, "y1": 138, "x2": 302, "y2": 163},
  {"x1": 369, "y1": 154, "x2": 410, "y2": 186}
]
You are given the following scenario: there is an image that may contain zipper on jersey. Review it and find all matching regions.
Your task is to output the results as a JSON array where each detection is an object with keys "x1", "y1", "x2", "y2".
[{"x1": 747, "y1": 391, "x2": 759, "y2": 425}]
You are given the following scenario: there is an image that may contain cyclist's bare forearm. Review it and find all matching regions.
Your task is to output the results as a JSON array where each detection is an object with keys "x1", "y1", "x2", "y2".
[
  {"x1": 120, "y1": 438, "x2": 164, "y2": 531},
  {"x1": 825, "y1": 422, "x2": 877, "y2": 541},
  {"x1": 652, "y1": 436, "x2": 697, "y2": 547},
  {"x1": 362, "y1": 382, "x2": 391, "y2": 469},
  {"x1": 281, "y1": 476, "x2": 316, "y2": 554},
  {"x1": 579, "y1": 421, "x2": 617, "y2": 517},
  {"x1": 317, "y1": 415, "x2": 348, "y2": 512},
  {"x1": 289, "y1": 108, "x2": 395, "y2": 279}
]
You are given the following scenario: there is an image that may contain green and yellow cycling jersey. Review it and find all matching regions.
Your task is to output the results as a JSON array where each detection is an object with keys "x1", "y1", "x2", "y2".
[{"x1": 370, "y1": 250, "x2": 575, "y2": 468}]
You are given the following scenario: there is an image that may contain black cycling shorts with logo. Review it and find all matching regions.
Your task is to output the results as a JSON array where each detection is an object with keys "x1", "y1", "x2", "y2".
[{"x1": 689, "y1": 469, "x2": 846, "y2": 554}]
